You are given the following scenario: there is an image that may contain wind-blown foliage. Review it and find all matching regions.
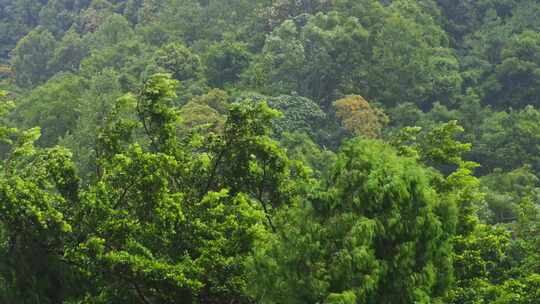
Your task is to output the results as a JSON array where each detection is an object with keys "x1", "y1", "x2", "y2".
[{"x1": 0, "y1": 0, "x2": 538, "y2": 303}]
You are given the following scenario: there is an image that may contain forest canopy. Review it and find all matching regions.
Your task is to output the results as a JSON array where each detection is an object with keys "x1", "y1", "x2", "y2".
[{"x1": 0, "y1": 0, "x2": 539, "y2": 303}]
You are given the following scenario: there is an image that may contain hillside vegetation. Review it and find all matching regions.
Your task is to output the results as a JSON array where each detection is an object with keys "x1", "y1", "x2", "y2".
[{"x1": 0, "y1": 0, "x2": 539, "y2": 303}]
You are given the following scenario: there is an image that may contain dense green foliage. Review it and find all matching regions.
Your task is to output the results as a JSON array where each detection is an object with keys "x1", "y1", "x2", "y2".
[{"x1": 0, "y1": 0, "x2": 539, "y2": 303}]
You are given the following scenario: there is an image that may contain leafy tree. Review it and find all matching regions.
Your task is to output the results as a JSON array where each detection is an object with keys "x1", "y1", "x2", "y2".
[
  {"x1": 435, "y1": 0, "x2": 479, "y2": 45},
  {"x1": 76, "y1": 1, "x2": 115, "y2": 34},
  {"x1": 138, "y1": 0, "x2": 162, "y2": 23},
  {"x1": 245, "y1": 11, "x2": 369, "y2": 105},
  {"x1": 368, "y1": 2, "x2": 461, "y2": 108},
  {"x1": 11, "y1": 26, "x2": 56, "y2": 87},
  {"x1": 472, "y1": 106, "x2": 540, "y2": 174},
  {"x1": 333, "y1": 95, "x2": 388, "y2": 139},
  {"x1": 65, "y1": 74, "x2": 295, "y2": 303},
  {"x1": 73, "y1": 150, "x2": 267, "y2": 303},
  {"x1": 203, "y1": 40, "x2": 250, "y2": 88},
  {"x1": 480, "y1": 166, "x2": 540, "y2": 223},
  {"x1": 123, "y1": 0, "x2": 143, "y2": 24},
  {"x1": 87, "y1": 13, "x2": 134, "y2": 48},
  {"x1": 488, "y1": 30, "x2": 540, "y2": 108},
  {"x1": 241, "y1": 92, "x2": 326, "y2": 138},
  {"x1": 402, "y1": 120, "x2": 540, "y2": 304},
  {"x1": 79, "y1": 37, "x2": 150, "y2": 91},
  {"x1": 190, "y1": 88, "x2": 229, "y2": 114},
  {"x1": 0, "y1": 90, "x2": 81, "y2": 303},
  {"x1": 248, "y1": 138, "x2": 456, "y2": 303},
  {"x1": 446, "y1": 224, "x2": 513, "y2": 304},
  {"x1": 156, "y1": 0, "x2": 266, "y2": 44},
  {"x1": 0, "y1": 0, "x2": 46, "y2": 60},
  {"x1": 60, "y1": 68, "x2": 124, "y2": 180},
  {"x1": 49, "y1": 28, "x2": 89, "y2": 73},
  {"x1": 154, "y1": 42, "x2": 204, "y2": 82},
  {"x1": 203, "y1": 100, "x2": 299, "y2": 222},
  {"x1": 14, "y1": 73, "x2": 85, "y2": 147},
  {"x1": 279, "y1": 132, "x2": 336, "y2": 179},
  {"x1": 446, "y1": 197, "x2": 540, "y2": 304},
  {"x1": 177, "y1": 89, "x2": 229, "y2": 135},
  {"x1": 257, "y1": 0, "x2": 335, "y2": 30},
  {"x1": 38, "y1": 0, "x2": 81, "y2": 36},
  {"x1": 178, "y1": 100, "x2": 224, "y2": 134}
]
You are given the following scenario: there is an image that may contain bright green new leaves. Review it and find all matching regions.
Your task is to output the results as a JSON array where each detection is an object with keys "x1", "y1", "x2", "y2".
[
  {"x1": 447, "y1": 206, "x2": 540, "y2": 304},
  {"x1": 446, "y1": 224, "x2": 513, "y2": 303},
  {"x1": 135, "y1": 73, "x2": 180, "y2": 151},
  {"x1": 74, "y1": 145, "x2": 266, "y2": 303},
  {"x1": 65, "y1": 74, "x2": 289, "y2": 303},
  {"x1": 203, "y1": 101, "x2": 297, "y2": 221},
  {"x1": 1, "y1": 69, "x2": 302, "y2": 303},
  {"x1": 0, "y1": 90, "x2": 80, "y2": 302},
  {"x1": 177, "y1": 89, "x2": 229, "y2": 135}
]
